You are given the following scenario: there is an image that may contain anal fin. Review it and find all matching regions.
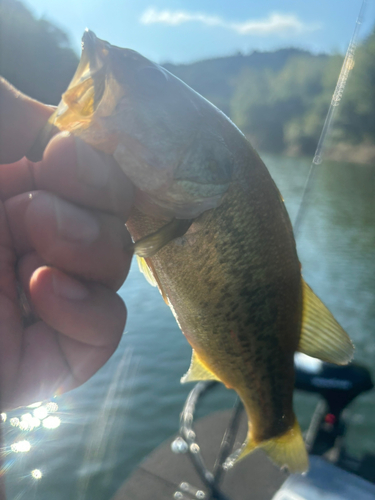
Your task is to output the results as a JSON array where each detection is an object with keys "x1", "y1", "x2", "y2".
[
  {"x1": 181, "y1": 350, "x2": 220, "y2": 383},
  {"x1": 225, "y1": 419, "x2": 308, "y2": 474},
  {"x1": 298, "y1": 280, "x2": 354, "y2": 364}
]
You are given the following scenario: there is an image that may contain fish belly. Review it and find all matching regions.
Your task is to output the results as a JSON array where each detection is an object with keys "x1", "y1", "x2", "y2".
[{"x1": 127, "y1": 157, "x2": 302, "y2": 444}]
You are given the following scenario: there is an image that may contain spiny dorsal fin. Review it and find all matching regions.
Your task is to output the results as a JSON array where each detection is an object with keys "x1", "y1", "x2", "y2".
[
  {"x1": 298, "y1": 280, "x2": 354, "y2": 365},
  {"x1": 181, "y1": 350, "x2": 220, "y2": 383}
]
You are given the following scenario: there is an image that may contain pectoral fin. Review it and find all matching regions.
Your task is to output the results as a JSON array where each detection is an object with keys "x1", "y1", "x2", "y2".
[
  {"x1": 136, "y1": 255, "x2": 157, "y2": 287},
  {"x1": 136, "y1": 255, "x2": 169, "y2": 305},
  {"x1": 181, "y1": 350, "x2": 220, "y2": 383},
  {"x1": 298, "y1": 280, "x2": 354, "y2": 364},
  {"x1": 133, "y1": 218, "x2": 193, "y2": 258}
]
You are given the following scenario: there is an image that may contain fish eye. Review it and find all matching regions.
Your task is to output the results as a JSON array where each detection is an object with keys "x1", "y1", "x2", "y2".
[{"x1": 136, "y1": 66, "x2": 169, "y2": 95}]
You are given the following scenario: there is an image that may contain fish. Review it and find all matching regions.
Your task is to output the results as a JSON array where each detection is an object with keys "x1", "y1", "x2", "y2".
[{"x1": 27, "y1": 30, "x2": 354, "y2": 473}]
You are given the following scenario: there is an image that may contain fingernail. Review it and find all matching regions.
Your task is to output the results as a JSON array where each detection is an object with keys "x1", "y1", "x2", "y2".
[
  {"x1": 53, "y1": 196, "x2": 100, "y2": 244},
  {"x1": 75, "y1": 136, "x2": 110, "y2": 189},
  {"x1": 52, "y1": 273, "x2": 89, "y2": 300}
]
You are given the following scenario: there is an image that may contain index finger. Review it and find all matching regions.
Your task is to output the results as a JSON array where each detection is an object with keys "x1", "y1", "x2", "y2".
[
  {"x1": 33, "y1": 132, "x2": 135, "y2": 221},
  {"x1": 0, "y1": 78, "x2": 53, "y2": 164}
]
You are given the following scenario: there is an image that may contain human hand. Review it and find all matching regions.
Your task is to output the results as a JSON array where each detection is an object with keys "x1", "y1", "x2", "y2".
[{"x1": 0, "y1": 78, "x2": 134, "y2": 410}]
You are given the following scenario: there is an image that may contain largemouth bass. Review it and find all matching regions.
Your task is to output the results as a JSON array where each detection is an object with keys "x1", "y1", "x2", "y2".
[{"x1": 28, "y1": 30, "x2": 354, "y2": 473}]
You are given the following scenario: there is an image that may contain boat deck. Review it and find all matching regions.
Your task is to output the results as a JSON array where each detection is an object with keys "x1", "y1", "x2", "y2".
[{"x1": 112, "y1": 410, "x2": 288, "y2": 500}]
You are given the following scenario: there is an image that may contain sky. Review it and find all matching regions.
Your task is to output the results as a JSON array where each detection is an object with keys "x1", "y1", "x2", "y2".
[{"x1": 24, "y1": 0, "x2": 375, "y2": 64}]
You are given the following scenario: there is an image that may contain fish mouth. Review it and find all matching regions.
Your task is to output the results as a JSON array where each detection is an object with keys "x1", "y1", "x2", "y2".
[
  {"x1": 55, "y1": 30, "x2": 108, "y2": 126},
  {"x1": 27, "y1": 30, "x2": 110, "y2": 161}
]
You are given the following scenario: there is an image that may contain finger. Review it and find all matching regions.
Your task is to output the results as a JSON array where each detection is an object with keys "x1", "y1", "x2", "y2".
[
  {"x1": 0, "y1": 200, "x2": 17, "y2": 303},
  {"x1": 27, "y1": 191, "x2": 132, "y2": 290},
  {"x1": 11, "y1": 321, "x2": 75, "y2": 409},
  {"x1": 0, "y1": 294, "x2": 23, "y2": 408},
  {"x1": 18, "y1": 251, "x2": 45, "y2": 319},
  {"x1": 0, "y1": 78, "x2": 53, "y2": 164},
  {"x1": 33, "y1": 132, "x2": 134, "y2": 221},
  {"x1": 30, "y1": 266, "x2": 126, "y2": 352},
  {"x1": 6, "y1": 191, "x2": 133, "y2": 290},
  {"x1": 12, "y1": 317, "x2": 122, "y2": 408},
  {"x1": 0, "y1": 158, "x2": 35, "y2": 201}
]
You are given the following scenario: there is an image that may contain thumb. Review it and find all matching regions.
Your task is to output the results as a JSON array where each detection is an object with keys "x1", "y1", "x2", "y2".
[{"x1": 0, "y1": 78, "x2": 54, "y2": 164}]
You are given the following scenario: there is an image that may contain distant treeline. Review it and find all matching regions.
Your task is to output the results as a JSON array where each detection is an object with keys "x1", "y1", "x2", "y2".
[
  {"x1": 1, "y1": 0, "x2": 374, "y2": 160},
  {"x1": 165, "y1": 32, "x2": 375, "y2": 158},
  {"x1": 0, "y1": 0, "x2": 78, "y2": 104}
]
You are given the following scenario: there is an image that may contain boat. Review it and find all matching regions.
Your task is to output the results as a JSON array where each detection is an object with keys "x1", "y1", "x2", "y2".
[{"x1": 111, "y1": 355, "x2": 375, "y2": 500}]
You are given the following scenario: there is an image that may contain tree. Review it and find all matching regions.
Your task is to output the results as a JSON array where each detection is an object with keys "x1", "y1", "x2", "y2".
[{"x1": 0, "y1": 0, "x2": 78, "y2": 105}]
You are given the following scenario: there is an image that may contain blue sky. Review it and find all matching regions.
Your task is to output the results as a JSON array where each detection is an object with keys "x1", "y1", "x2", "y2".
[{"x1": 24, "y1": 0, "x2": 375, "y2": 63}]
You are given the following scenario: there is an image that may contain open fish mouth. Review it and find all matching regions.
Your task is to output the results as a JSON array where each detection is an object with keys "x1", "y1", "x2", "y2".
[
  {"x1": 27, "y1": 30, "x2": 111, "y2": 161},
  {"x1": 54, "y1": 30, "x2": 109, "y2": 128}
]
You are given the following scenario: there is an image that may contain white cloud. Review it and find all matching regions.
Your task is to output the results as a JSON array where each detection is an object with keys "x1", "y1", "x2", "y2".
[{"x1": 140, "y1": 8, "x2": 320, "y2": 36}]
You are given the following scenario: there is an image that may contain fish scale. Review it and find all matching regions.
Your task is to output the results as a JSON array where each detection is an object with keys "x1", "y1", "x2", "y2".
[
  {"x1": 126, "y1": 153, "x2": 301, "y2": 446},
  {"x1": 27, "y1": 30, "x2": 354, "y2": 473}
]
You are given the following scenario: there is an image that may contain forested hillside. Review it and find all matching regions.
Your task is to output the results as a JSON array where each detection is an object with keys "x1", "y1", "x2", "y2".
[
  {"x1": 165, "y1": 32, "x2": 375, "y2": 161},
  {"x1": 1, "y1": 0, "x2": 374, "y2": 162},
  {"x1": 0, "y1": 0, "x2": 78, "y2": 104}
]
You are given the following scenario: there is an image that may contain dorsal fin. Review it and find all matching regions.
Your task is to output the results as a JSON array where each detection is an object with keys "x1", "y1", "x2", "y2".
[
  {"x1": 181, "y1": 350, "x2": 220, "y2": 383},
  {"x1": 298, "y1": 280, "x2": 354, "y2": 365}
]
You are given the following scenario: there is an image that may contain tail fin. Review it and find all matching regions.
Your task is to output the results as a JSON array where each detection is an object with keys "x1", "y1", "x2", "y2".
[{"x1": 224, "y1": 419, "x2": 308, "y2": 474}]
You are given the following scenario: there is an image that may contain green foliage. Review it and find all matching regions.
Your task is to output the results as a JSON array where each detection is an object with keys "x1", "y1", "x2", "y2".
[
  {"x1": 167, "y1": 33, "x2": 375, "y2": 157},
  {"x1": 0, "y1": 0, "x2": 78, "y2": 104},
  {"x1": 335, "y1": 29, "x2": 375, "y2": 144},
  {"x1": 164, "y1": 48, "x2": 316, "y2": 117},
  {"x1": 230, "y1": 55, "x2": 329, "y2": 154}
]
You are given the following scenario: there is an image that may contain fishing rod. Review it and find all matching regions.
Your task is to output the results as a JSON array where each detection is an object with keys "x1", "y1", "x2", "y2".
[
  {"x1": 173, "y1": 2, "x2": 369, "y2": 499},
  {"x1": 293, "y1": 0, "x2": 367, "y2": 237}
]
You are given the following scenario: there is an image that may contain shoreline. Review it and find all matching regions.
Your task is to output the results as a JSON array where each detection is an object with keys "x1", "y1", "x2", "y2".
[
  {"x1": 324, "y1": 142, "x2": 375, "y2": 165},
  {"x1": 289, "y1": 142, "x2": 375, "y2": 166}
]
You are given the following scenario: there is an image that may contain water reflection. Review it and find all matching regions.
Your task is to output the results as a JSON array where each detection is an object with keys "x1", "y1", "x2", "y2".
[
  {"x1": 10, "y1": 441, "x2": 31, "y2": 453},
  {"x1": 19, "y1": 414, "x2": 40, "y2": 432},
  {"x1": 31, "y1": 469, "x2": 42, "y2": 480},
  {"x1": 42, "y1": 417, "x2": 61, "y2": 430},
  {"x1": 33, "y1": 407, "x2": 48, "y2": 420}
]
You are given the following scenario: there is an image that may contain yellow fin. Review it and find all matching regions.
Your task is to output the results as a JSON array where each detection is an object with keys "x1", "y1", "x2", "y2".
[
  {"x1": 133, "y1": 218, "x2": 193, "y2": 258},
  {"x1": 298, "y1": 280, "x2": 354, "y2": 365},
  {"x1": 181, "y1": 350, "x2": 220, "y2": 383},
  {"x1": 227, "y1": 419, "x2": 308, "y2": 474},
  {"x1": 136, "y1": 255, "x2": 157, "y2": 287},
  {"x1": 136, "y1": 255, "x2": 169, "y2": 305}
]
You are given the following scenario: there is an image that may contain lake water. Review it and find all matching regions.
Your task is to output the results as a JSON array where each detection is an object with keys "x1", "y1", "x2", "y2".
[{"x1": 4, "y1": 154, "x2": 375, "y2": 499}]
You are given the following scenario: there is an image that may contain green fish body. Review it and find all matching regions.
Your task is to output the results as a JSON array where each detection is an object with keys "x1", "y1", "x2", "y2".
[{"x1": 29, "y1": 30, "x2": 354, "y2": 473}]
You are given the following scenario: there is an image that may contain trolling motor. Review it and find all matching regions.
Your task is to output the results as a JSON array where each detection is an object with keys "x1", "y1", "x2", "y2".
[
  {"x1": 173, "y1": 354, "x2": 374, "y2": 500},
  {"x1": 294, "y1": 353, "x2": 375, "y2": 481}
]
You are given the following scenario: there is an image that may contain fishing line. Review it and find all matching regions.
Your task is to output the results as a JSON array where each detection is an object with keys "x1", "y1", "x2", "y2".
[{"x1": 293, "y1": 0, "x2": 368, "y2": 238}]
